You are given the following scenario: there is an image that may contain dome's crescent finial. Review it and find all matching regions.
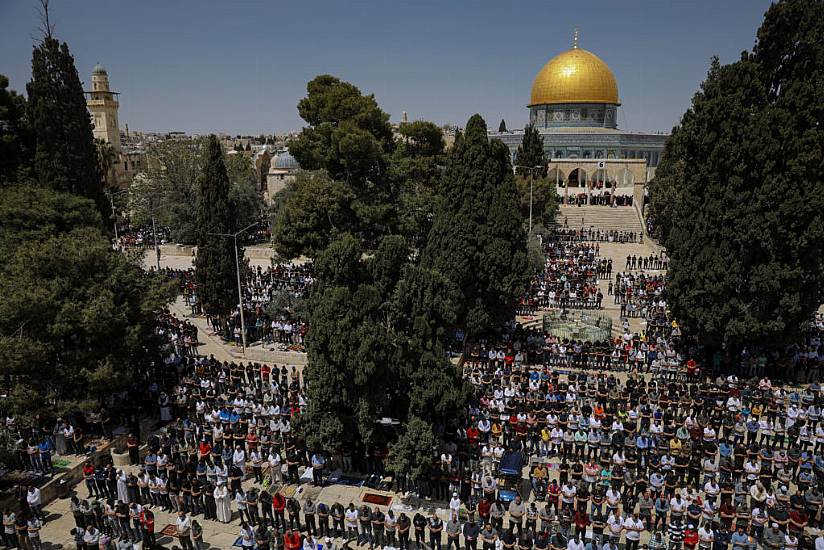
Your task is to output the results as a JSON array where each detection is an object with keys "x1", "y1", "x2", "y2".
[{"x1": 573, "y1": 28, "x2": 579, "y2": 49}]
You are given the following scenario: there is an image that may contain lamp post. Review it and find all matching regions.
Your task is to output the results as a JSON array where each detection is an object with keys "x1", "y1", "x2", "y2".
[
  {"x1": 514, "y1": 164, "x2": 545, "y2": 238},
  {"x1": 104, "y1": 189, "x2": 129, "y2": 246},
  {"x1": 208, "y1": 221, "x2": 258, "y2": 354}
]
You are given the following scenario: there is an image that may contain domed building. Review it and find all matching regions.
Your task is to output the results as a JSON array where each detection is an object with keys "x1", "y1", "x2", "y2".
[
  {"x1": 265, "y1": 149, "x2": 300, "y2": 202},
  {"x1": 494, "y1": 32, "x2": 668, "y2": 205}
]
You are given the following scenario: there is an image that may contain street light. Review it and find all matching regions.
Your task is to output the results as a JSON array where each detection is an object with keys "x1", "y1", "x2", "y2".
[
  {"x1": 514, "y1": 164, "x2": 545, "y2": 237},
  {"x1": 208, "y1": 221, "x2": 258, "y2": 354},
  {"x1": 104, "y1": 188, "x2": 129, "y2": 245}
]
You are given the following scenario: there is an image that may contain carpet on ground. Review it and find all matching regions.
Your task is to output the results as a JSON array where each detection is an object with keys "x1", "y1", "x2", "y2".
[
  {"x1": 363, "y1": 493, "x2": 392, "y2": 506},
  {"x1": 160, "y1": 524, "x2": 178, "y2": 537}
]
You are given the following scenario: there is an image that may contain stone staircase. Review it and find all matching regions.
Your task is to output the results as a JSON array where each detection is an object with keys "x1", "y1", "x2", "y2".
[{"x1": 557, "y1": 205, "x2": 643, "y2": 233}]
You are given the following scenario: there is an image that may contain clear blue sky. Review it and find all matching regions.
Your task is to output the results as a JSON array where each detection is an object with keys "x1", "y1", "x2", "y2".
[{"x1": 0, "y1": 0, "x2": 774, "y2": 135}]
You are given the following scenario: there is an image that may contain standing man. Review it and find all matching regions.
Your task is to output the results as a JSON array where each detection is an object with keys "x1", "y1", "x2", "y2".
[
  {"x1": 429, "y1": 513, "x2": 444, "y2": 550},
  {"x1": 311, "y1": 451, "x2": 326, "y2": 487},
  {"x1": 177, "y1": 511, "x2": 194, "y2": 550}
]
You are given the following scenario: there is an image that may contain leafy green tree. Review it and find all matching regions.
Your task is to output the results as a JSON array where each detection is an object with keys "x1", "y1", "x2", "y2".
[
  {"x1": 285, "y1": 75, "x2": 396, "y2": 250},
  {"x1": 95, "y1": 138, "x2": 117, "y2": 186},
  {"x1": 136, "y1": 137, "x2": 207, "y2": 243},
  {"x1": 391, "y1": 120, "x2": 445, "y2": 248},
  {"x1": 0, "y1": 227, "x2": 175, "y2": 420},
  {"x1": 646, "y1": 125, "x2": 685, "y2": 244},
  {"x1": 194, "y1": 136, "x2": 240, "y2": 320},
  {"x1": 272, "y1": 171, "x2": 356, "y2": 259},
  {"x1": 514, "y1": 124, "x2": 548, "y2": 178},
  {"x1": 515, "y1": 174, "x2": 559, "y2": 228},
  {"x1": 386, "y1": 416, "x2": 435, "y2": 483},
  {"x1": 27, "y1": 37, "x2": 107, "y2": 220},
  {"x1": 422, "y1": 114, "x2": 529, "y2": 336},
  {"x1": 225, "y1": 153, "x2": 265, "y2": 230},
  {"x1": 290, "y1": 75, "x2": 394, "y2": 182},
  {"x1": 654, "y1": 0, "x2": 824, "y2": 354},
  {"x1": 301, "y1": 235, "x2": 392, "y2": 450},
  {"x1": 0, "y1": 75, "x2": 32, "y2": 185},
  {"x1": 0, "y1": 185, "x2": 101, "y2": 260}
]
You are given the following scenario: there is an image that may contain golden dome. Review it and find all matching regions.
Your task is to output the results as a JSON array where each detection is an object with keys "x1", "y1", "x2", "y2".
[{"x1": 529, "y1": 47, "x2": 620, "y2": 106}]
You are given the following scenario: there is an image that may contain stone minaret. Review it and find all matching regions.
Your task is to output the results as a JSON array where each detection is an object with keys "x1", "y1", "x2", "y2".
[{"x1": 86, "y1": 63, "x2": 121, "y2": 151}]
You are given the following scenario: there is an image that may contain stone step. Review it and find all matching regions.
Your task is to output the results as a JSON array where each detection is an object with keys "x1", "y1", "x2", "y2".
[{"x1": 557, "y1": 205, "x2": 643, "y2": 233}]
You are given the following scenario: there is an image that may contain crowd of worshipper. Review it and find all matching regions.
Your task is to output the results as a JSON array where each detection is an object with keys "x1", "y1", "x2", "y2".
[
  {"x1": 559, "y1": 194, "x2": 635, "y2": 207},
  {"x1": 554, "y1": 228, "x2": 641, "y2": 244},
  {"x1": 113, "y1": 225, "x2": 170, "y2": 253},
  {"x1": 623, "y1": 255, "x2": 668, "y2": 272},
  {"x1": 166, "y1": 262, "x2": 314, "y2": 350},
  {"x1": 459, "y1": 316, "x2": 824, "y2": 550},
  {"x1": 529, "y1": 240, "x2": 607, "y2": 311},
  {"x1": 609, "y1": 273, "x2": 667, "y2": 323}
]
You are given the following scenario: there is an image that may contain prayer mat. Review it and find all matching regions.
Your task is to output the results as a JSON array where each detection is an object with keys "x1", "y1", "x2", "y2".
[
  {"x1": 160, "y1": 524, "x2": 178, "y2": 537},
  {"x1": 336, "y1": 475, "x2": 364, "y2": 487},
  {"x1": 363, "y1": 493, "x2": 392, "y2": 506}
]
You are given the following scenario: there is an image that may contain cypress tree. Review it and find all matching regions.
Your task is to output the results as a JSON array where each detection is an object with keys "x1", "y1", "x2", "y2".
[
  {"x1": 652, "y1": 0, "x2": 824, "y2": 355},
  {"x1": 514, "y1": 124, "x2": 547, "y2": 177},
  {"x1": 195, "y1": 136, "x2": 240, "y2": 322},
  {"x1": 26, "y1": 37, "x2": 107, "y2": 220},
  {"x1": 422, "y1": 114, "x2": 528, "y2": 336},
  {"x1": 498, "y1": 119, "x2": 507, "y2": 133}
]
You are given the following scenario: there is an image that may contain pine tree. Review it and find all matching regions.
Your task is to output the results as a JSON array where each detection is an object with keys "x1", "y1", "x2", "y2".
[
  {"x1": 498, "y1": 119, "x2": 507, "y2": 133},
  {"x1": 0, "y1": 75, "x2": 33, "y2": 185},
  {"x1": 194, "y1": 136, "x2": 240, "y2": 321},
  {"x1": 26, "y1": 37, "x2": 107, "y2": 220},
  {"x1": 514, "y1": 124, "x2": 547, "y2": 177},
  {"x1": 422, "y1": 114, "x2": 528, "y2": 336}
]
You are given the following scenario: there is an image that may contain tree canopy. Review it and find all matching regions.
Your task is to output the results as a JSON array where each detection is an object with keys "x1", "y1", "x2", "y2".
[
  {"x1": 0, "y1": 226, "x2": 174, "y2": 418},
  {"x1": 0, "y1": 35, "x2": 175, "y2": 421},
  {"x1": 194, "y1": 136, "x2": 241, "y2": 320},
  {"x1": 514, "y1": 124, "x2": 548, "y2": 178},
  {"x1": 130, "y1": 138, "x2": 264, "y2": 244},
  {"x1": 276, "y1": 75, "x2": 399, "y2": 255},
  {"x1": 27, "y1": 37, "x2": 107, "y2": 221},
  {"x1": 0, "y1": 74, "x2": 32, "y2": 185},
  {"x1": 648, "y1": 0, "x2": 824, "y2": 352},
  {"x1": 421, "y1": 114, "x2": 529, "y2": 336}
]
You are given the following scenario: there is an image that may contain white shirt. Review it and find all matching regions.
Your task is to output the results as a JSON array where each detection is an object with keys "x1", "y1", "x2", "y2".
[
  {"x1": 607, "y1": 515, "x2": 623, "y2": 536},
  {"x1": 345, "y1": 509, "x2": 359, "y2": 528},
  {"x1": 623, "y1": 517, "x2": 644, "y2": 541},
  {"x1": 26, "y1": 488, "x2": 41, "y2": 506},
  {"x1": 176, "y1": 515, "x2": 191, "y2": 536},
  {"x1": 567, "y1": 540, "x2": 585, "y2": 550}
]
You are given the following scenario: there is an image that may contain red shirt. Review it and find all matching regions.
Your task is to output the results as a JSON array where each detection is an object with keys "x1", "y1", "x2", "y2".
[
  {"x1": 83, "y1": 464, "x2": 94, "y2": 479},
  {"x1": 284, "y1": 532, "x2": 302, "y2": 550},
  {"x1": 273, "y1": 493, "x2": 286, "y2": 512},
  {"x1": 141, "y1": 511, "x2": 154, "y2": 533},
  {"x1": 574, "y1": 511, "x2": 589, "y2": 529},
  {"x1": 478, "y1": 500, "x2": 491, "y2": 518}
]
